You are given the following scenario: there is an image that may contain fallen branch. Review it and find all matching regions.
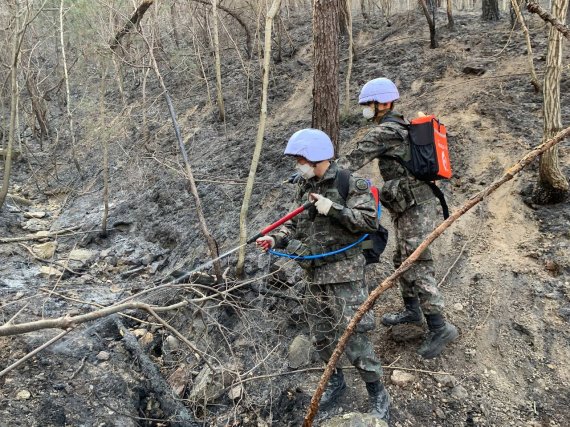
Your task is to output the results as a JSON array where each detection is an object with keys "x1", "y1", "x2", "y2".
[
  {"x1": 0, "y1": 300, "x2": 187, "y2": 336},
  {"x1": 302, "y1": 125, "x2": 570, "y2": 426},
  {"x1": 526, "y1": 1, "x2": 570, "y2": 40},
  {"x1": 0, "y1": 226, "x2": 80, "y2": 243},
  {"x1": 115, "y1": 319, "x2": 199, "y2": 426}
]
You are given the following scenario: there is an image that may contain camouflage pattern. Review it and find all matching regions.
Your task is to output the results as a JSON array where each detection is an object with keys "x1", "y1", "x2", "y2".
[
  {"x1": 338, "y1": 111, "x2": 444, "y2": 315},
  {"x1": 304, "y1": 280, "x2": 382, "y2": 383},
  {"x1": 270, "y1": 162, "x2": 382, "y2": 382},
  {"x1": 272, "y1": 162, "x2": 377, "y2": 284}
]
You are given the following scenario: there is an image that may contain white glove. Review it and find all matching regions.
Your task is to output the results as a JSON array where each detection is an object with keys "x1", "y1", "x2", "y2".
[
  {"x1": 256, "y1": 235, "x2": 275, "y2": 252},
  {"x1": 310, "y1": 193, "x2": 333, "y2": 216}
]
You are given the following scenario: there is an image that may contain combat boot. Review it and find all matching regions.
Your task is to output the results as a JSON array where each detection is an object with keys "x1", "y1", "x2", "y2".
[
  {"x1": 381, "y1": 297, "x2": 423, "y2": 326},
  {"x1": 417, "y1": 314, "x2": 458, "y2": 359},
  {"x1": 319, "y1": 368, "x2": 347, "y2": 410},
  {"x1": 365, "y1": 380, "x2": 390, "y2": 422}
]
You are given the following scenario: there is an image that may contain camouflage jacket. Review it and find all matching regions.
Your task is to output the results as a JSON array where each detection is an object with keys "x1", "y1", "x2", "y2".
[
  {"x1": 272, "y1": 162, "x2": 377, "y2": 284},
  {"x1": 338, "y1": 111, "x2": 435, "y2": 213}
]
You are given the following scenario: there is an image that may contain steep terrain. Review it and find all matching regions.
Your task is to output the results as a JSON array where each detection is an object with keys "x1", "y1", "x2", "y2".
[{"x1": 1, "y1": 8, "x2": 569, "y2": 427}]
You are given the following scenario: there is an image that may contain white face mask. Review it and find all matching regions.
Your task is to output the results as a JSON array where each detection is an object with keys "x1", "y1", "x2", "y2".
[
  {"x1": 296, "y1": 163, "x2": 315, "y2": 180},
  {"x1": 362, "y1": 106, "x2": 375, "y2": 119}
]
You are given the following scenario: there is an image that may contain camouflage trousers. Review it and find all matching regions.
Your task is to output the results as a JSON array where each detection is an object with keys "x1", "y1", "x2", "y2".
[
  {"x1": 304, "y1": 280, "x2": 383, "y2": 383},
  {"x1": 392, "y1": 198, "x2": 444, "y2": 315}
]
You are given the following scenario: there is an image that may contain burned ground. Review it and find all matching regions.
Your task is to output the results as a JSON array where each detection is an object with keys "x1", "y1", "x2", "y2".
[{"x1": 1, "y1": 7, "x2": 569, "y2": 427}]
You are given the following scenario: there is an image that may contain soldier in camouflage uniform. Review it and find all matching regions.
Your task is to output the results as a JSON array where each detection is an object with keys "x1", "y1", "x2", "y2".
[
  {"x1": 338, "y1": 78, "x2": 458, "y2": 359},
  {"x1": 256, "y1": 128, "x2": 389, "y2": 421}
]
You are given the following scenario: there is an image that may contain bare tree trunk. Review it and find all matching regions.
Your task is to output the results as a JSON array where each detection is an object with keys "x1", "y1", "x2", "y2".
[
  {"x1": 482, "y1": 0, "x2": 501, "y2": 20},
  {"x1": 339, "y1": 0, "x2": 350, "y2": 34},
  {"x1": 526, "y1": 0, "x2": 570, "y2": 40},
  {"x1": 534, "y1": 0, "x2": 569, "y2": 203},
  {"x1": 110, "y1": 0, "x2": 155, "y2": 52},
  {"x1": 212, "y1": 0, "x2": 226, "y2": 121},
  {"x1": 511, "y1": 0, "x2": 541, "y2": 91},
  {"x1": 142, "y1": 65, "x2": 150, "y2": 144},
  {"x1": 343, "y1": 0, "x2": 354, "y2": 115},
  {"x1": 312, "y1": 0, "x2": 340, "y2": 153},
  {"x1": 59, "y1": 0, "x2": 82, "y2": 176},
  {"x1": 24, "y1": 72, "x2": 49, "y2": 146},
  {"x1": 302, "y1": 124, "x2": 570, "y2": 427},
  {"x1": 99, "y1": 64, "x2": 110, "y2": 237},
  {"x1": 447, "y1": 0, "x2": 455, "y2": 29},
  {"x1": 419, "y1": 0, "x2": 439, "y2": 48},
  {"x1": 170, "y1": 1, "x2": 181, "y2": 48},
  {"x1": 236, "y1": 0, "x2": 282, "y2": 277},
  {"x1": 192, "y1": 31, "x2": 213, "y2": 107},
  {"x1": 0, "y1": 1, "x2": 26, "y2": 209},
  {"x1": 361, "y1": 0, "x2": 369, "y2": 21}
]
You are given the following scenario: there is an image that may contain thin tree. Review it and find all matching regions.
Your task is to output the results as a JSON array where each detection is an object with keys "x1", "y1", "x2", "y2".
[
  {"x1": 99, "y1": 63, "x2": 110, "y2": 237},
  {"x1": 235, "y1": 0, "x2": 282, "y2": 277},
  {"x1": 212, "y1": 0, "x2": 226, "y2": 121},
  {"x1": 447, "y1": 0, "x2": 455, "y2": 29},
  {"x1": 343, "y1": 0, "x2": 354, "y2": 115},
  {"x1": 534, "y1": 0, "x2": 569, "y2": 203},
  {"x1": 312, "y1": 0, "x2": 341, "y2": 153},
  {"x1": 60, "y1": 0, "x2": 82, "y2": 175},
  {"x1": 510, "y1": 0, "x2": 540, "y2": 91},
  {"x1": 0, "y1": 1, "x2": 27, "y2": 209},
  {"x1": 482, "y1": 0, "x2": 501, "y2": 20},
  {"x1": 419, "y1": 0, "x2": 438, "y2": 48}
]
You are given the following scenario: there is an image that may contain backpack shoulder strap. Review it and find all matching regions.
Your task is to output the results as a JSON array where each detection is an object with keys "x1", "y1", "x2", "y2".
[
  {"x1": 426, "y1": 182, "x2": 450, "y2": 219},
  {"x1": 335, "y1": 168, "x2": 351, "y2": 201}
]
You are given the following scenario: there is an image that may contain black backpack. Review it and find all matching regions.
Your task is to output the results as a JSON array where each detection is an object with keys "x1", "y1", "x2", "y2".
[
  {"x1": 382, "y1": 115, "x2": 451, "y2": 219},
  {"x1": 336, "y1": 169, "x2": 389, "y2": 265}
]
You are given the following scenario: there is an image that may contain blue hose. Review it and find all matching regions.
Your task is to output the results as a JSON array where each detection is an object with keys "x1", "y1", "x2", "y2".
[
  {"x1": 268, "y1": 234, "x2": 369, "y2": 260},
  {"x1": 268, "y1": 204, "x2": 382, "y2": 260}
]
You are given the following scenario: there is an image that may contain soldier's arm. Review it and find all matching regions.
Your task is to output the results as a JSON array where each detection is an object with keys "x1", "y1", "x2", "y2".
[
  {"x1": 337, "y1": 125, "x2": 402, "y2": 172},
  {"x1": 271, "y1": 217, "x2": 295, "y2": 249},
  {"x1": 271, "y1": 185, "x2": 304, "y2": 248},
  {"x1": 327, "y1": 176, "x2": 378, "y2": 234}
]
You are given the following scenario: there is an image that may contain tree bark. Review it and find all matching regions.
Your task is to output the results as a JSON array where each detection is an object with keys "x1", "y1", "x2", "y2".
[
  {"x1": 447, "y1": 0, "x2": 455, "y2": 29},
  {"x1": 482, "y1": 0, "x2": 501, "y2": 20},
  {"x1": 212, "y1": 0, "x2": 226, "y2": 121},
  {"x1": 0, "y1": 1, "x2": 26, "y2": 209},
  {"x1": 534, "y1": 0, "x2": 569, "y2": 203},
  {"x1": 343, "y1": 0, "x2": 354, "y2": 115},
  {"x1": 303, "y1": 124, "x2": 570, "y2": 426},
  {"x1": 236, "y1": 0, "x2": 282, "y2": 277},
  {"x1": 60, "y1": 0, "x2": 82, "y2": 176},
  {"x1": 419, "y1": 0, "x2": 438, "y2": 48},
  {"x1": 312, "y1": 0, "x2": 340, "y2": 154}
]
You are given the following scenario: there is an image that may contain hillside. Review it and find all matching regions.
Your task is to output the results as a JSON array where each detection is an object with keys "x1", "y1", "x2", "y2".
[{"x1": 0, "y1": 4, "x2": 569, "y2": 427}]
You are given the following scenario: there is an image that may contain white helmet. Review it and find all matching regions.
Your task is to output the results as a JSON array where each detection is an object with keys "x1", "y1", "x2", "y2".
[
  {"x1": 284, "y1": 128, "x2": 334, "y2": 162},
  {"x1": 359, "y1": 78, "x2": 399, "y2": 104}
]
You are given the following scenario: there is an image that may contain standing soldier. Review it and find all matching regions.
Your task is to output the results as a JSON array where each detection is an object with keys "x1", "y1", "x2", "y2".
[
  {"x1": 256, "y1": 128, "x2": 390, "y2": 422},
  {"x1": 338, "y1": 78, "x2": 458, "y2": 359}
]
